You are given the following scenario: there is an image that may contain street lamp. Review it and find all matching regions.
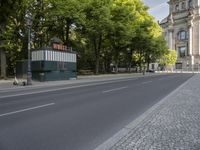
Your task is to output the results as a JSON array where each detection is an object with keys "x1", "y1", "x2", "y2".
[
  {"x1": 25, "y1": 11, "x2": 32, "y2": 85},
  {"x1": 127, "y1": 48, "x2": 131, "y2": 72}
]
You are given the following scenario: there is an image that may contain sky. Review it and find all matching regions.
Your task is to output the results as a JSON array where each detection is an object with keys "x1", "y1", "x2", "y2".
[{"x1": 143, "y1": 0, "x2": 169, "y2": 21}]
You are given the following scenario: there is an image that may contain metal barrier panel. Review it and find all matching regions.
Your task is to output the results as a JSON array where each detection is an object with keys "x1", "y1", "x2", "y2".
[{"x1": 31, "y1": 49, "x2": 77, "y2": 81}]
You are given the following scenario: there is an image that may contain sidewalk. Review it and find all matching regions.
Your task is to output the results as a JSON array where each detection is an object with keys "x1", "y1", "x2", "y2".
[
  {"x1": 0, "y1": 73, "x2": 153, "y2": 90},
  {"x1": 0, "y1": 79, "x2": 15, "y2": 89},
  {"x1": 95, "y1": 74, "x2": 200, "y2": 150}
]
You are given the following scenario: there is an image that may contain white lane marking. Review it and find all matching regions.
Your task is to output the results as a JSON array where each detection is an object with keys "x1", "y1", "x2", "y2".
[
  {"x1": 0, "y1": 103, "x2": 55, "y2": 117},
  {"x1": 0, "y1": 78, "x2": 139, "y2": 99},
  {"x1": 141, "y1": 81, "x2": 152, "y2": 84},
  {"x1": 102, "y1": 87, "x2": 128, "y2": 93}
]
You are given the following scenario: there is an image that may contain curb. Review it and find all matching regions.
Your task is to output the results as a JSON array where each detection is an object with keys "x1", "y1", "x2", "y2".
[{"x1": 0, "y1": 73, "x2": 162, "y2": 91}]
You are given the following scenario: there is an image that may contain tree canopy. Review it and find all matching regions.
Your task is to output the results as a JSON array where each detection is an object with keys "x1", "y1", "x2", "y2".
[
  {"x1": 160, "y1": 50, "x2": 177, "y2": 67},
  {"x1": 0, "y1": 0, "x2": 168, "y2": 75}
]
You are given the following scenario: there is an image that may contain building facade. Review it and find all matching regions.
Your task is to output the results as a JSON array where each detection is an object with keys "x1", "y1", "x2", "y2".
[{"x1": 160, "y1": 0, "x2": 200, "y2": 70}]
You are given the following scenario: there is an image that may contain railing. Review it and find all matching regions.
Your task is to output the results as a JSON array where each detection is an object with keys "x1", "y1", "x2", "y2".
[{"x1": 157, "y1": 66, "x2": 200, "y2": 73}]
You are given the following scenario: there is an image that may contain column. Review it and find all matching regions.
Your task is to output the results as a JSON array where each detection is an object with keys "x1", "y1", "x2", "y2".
[
  {"x1": 189, "y1": 25, "x2": 193, "y2": 55},
  {"x1": 199, "y1": 20, "x2": 200, "y2": 55},
  {"x1": 168, "y1": 29, "x2": 173, "y2": 50},
  {"x1": 188, "y1": 23, "x2": 194, "y2": 71},
  {"x1": 191, "y1": 55, "x2": 194, "y2": 71},
  {"x1": 0, "y1": 49, "x2": 6, "y2": 77}
]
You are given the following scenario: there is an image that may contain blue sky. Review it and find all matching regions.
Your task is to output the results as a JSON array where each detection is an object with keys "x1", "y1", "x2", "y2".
[{"x1": 143, "y1": 0, "x2": 169, "y2": 21}]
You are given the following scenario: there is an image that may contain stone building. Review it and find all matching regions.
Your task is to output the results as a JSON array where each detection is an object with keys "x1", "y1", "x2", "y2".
[{"x1": 160, "y1": 0, "x2": 200, "y2": 70}]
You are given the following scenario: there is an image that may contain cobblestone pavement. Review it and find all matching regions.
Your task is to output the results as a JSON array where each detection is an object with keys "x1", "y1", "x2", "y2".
[{"x1": 97, "y1": 74, "x2": 200, "y2": 150}]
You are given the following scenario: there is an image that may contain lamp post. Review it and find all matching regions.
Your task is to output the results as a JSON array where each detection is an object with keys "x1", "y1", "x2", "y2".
[
  {"x1": 25, "y1": 11, "x2": 32, "y2": 85},
  {"x1": 127, "y1": 48, "x2": 131, "y2": 72}
]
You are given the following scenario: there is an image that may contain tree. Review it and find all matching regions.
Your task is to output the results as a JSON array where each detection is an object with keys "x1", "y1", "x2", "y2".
[
  {"x1": 159, "y1": 50, "x2": 177, "y2": 70},
  {"x1": 47, "y1": 0, "x2": 86, "y2": 46},
  {"x1": 83, "y1": 0, "x2": 112, "y2": 74},
  {"x1": 0, "y1": 0, "x2": 22, "y2": 77},
  {"x1": 0, "y1": 0, "x2": 169, "y2": 76},
  {"x1": 0, "y1": 0, "x2": 30, "y2": 75},
  {"x1": 108, "y1": 0, "x2": 139, "y2": 72},
  {"x1": 131, "y1": 16, "x2": 168, "y2": 72}
]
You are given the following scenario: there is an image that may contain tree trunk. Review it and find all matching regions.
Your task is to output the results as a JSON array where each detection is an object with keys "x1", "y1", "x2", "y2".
[
  {"x1": 0, "y1": 49, "x2": 7, "y2": 78},
  {"x1": 139, "y1": 63, "x2": 142, "y2": 73},
  {"x1": 128, "y1": 63, "x2": 131, "y2": 72},
  {"x1": 128, "y1": 50, "x2": 133, "y2": 73},
  {"x1": 139, "y1": 55, "x2": 142, "y2": 73},
  {"x1": 94, "y1": 34, "x2": 102, "y2": 74},
  {"x1": 65, "y1": 20, "x2": 71, "y2": 47},
  {"x1": 95, "y1": 57, "x2": 99, "y2": 74},
  {"x1": 115, "y1": 63, "x2": 119, "y2": 73},
  {"x1": 147, "y1": 61, "x2": 150, "y2": 71},
  {"x1": 146, "y1": 54, "x2": 150, "y2": 71},
  {"x1": 102, "y1": 61, "x2": 105, "y2": 73},
  {"x1": 93, "y1": 38, "x2": 99, "y2": 74}
]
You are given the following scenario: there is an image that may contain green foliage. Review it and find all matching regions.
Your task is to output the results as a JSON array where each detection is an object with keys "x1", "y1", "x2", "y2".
[
  {"x1": 160, "y1": 50, "x2": 177, "y2": 66},
  {"x1": 1, "y1": 0, "x2": 169, "y2": 75},
  {"x1": 131, "y1": 16, "x2": 168, "y2": 71},
  {"x1": 0, "y1": 0, "x2": 28, "y2": 74},
  {"x1": 46, "y1": 0, "x2": 86, "y2": 46},
  {"x1": 82, "y1": 0, "x2": 112, "y2": 74}
]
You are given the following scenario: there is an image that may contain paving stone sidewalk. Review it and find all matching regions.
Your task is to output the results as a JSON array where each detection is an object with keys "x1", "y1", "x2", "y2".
[{"x1": 96, "y1": 74, "x2": 200, "y2": 150}]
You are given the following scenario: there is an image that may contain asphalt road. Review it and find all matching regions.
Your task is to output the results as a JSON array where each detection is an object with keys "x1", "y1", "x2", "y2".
[{"x1": 0, "y1": 73, "x2": 193, "y2": 150}]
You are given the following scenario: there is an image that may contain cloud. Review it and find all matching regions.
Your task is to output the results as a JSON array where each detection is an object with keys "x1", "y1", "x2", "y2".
[
  {"x1": 149, "y1": 2, "x2": 168, "y2": 12},
  {"x1": 143, "y1": 0, "x2": 169, "y2": 21},
  {"x1": 149, "y1": 3, "x2": 169, "y2": 21}
]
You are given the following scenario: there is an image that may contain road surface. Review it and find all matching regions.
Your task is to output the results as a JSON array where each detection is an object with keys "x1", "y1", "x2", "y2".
[{"x1": 0, "y1": 73, "x2": 193, "y2": 150}]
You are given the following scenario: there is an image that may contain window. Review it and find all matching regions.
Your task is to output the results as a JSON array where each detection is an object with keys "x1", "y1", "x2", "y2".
[
  {"x1": 189, "y1": 0, "x2": 193, "y2": 8},
  {"x1": 181, "y1": 2, "x2": 186, "y2": 9},
  {"x1": 180, "y1": 31, "x2": 186, "y2": 39},
  {"x1": 175, "y1": 4, "x2": 179, "y2": 11},
  {"x1": 178, "y1": 31, "x2": 187, "y2": 40},
  {"x1": 179, "y1": 47, "x2": 186, "y2": 57},
  {"x1": 176, "y1": 63, "x2": 182, "y2": 69}
]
